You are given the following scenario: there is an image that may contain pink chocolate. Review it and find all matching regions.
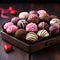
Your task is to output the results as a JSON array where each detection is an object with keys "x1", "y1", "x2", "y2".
[
  {"x1": 37, "y1": 10, "x2": 47, "y2": 15},
  {"x1": 4, "y1": 22, "x2": 13, "y2": 29},
  {"x1": 6, "y1": 25, "x2": 18, "y2": 33},
  {"x1": 26, "y1": 23, "x2": 38, "y2": 32}
]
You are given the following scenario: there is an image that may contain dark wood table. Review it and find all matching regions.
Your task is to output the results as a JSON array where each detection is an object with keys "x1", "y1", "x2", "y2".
[{"x1": 0, "y1": 3, "x2": 60, "y2": 60}]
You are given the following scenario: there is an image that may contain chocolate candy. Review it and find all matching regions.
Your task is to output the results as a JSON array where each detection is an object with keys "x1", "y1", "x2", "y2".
[
  {"x1": 37, "y1": 29, "x2": 49, "y2": 38},
  {"x1": 49, "y1": 25, "x2": 60, "y2": 35},
  {"x1": 18, "y1": 12, "x2": 29, "y2": 19},
  {"x1": 37, "y1": 10, "x2": 50, "y2": 21},
  {"x1": 50, "y1": 18, "x2": 60, "y2": 25},
  {"x1": 26, "y1": 32, "x2": 38, "y2": 43},
  {"x1": 38, "y1": 22, "x2": 49, "y2": 29},
  {"x1": 26, "y1": 23, "x2": 38, "y2": 32},
  {"x1": 27, "y1": 14, "x2": 39, "y2": 23},
  {"x1": 15, "y1": 29, "x2": 27, "y2": 40},
  {"x1": 17, "y1": 20, "x2": 27, "y2": 29},
  {"x1": 11, "y1": 17, "x2": 20, "y2": 25}
]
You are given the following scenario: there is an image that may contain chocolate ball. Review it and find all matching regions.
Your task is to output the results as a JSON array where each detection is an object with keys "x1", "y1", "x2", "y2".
[
  {"x1": 38, "y1": 22, "x2": 49, "y2": 29},
  {"x1": 27, "y1": 14, "x2": 40, "y2": 23},
  {"x1": 37, "y1": 29, "x2": 49, "y2": 38},
  {"x1": 18, "y1": 12, "x2": 29, "y2": 19},
  {"x1": 26, "y1": 32, "x2": 38, "y2": 43},
  {"x1": 50, "y1": 18, "x2": 60, "y2": 25},
  {"x1": 53, "y1": 23, "x2": 60, "y2": 28},
  {"x1": 49, "y1": 25, "x2": 60, "y2": 35},
  {"x1": 37, "y1": 10, "x2": 50, "y2": 21},
  {"x1": 29, "y1": 10, "x2": 38, "y2": 16},
  {"x1": 50, "y1": 15, "x2": 57, "y2": 19},
  {"x1": 26, "y1": 23, "x2": 38, "y2": 32},
  {"x1": 15, "y1": 29, "x2": 27, "y2": 40},
  {"x1": 17, "y1": 20, "x2": 27, "y2": 29},
  {"x1": 11, "y1": 17, "x2": 20, "y2": 25}
]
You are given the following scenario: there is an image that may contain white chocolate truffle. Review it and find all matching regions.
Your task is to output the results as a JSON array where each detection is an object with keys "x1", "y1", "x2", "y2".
[
  {"x1": 18, "y1": 12, "x2": 29, "y2": 19},
  {"x1": 37, "y1": 29, "x2": 49, "y2": 38},
  {"x1": 50, "y1": 18, "x2": 60, "y2": 25},
  {"x1": 26, "y1": 32, "x2": 38, "y2": 42}
]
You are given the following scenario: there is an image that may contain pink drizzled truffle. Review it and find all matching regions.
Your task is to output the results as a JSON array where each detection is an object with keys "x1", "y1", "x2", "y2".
[
  {"x1": 6, "y1": 25, "x2": 18, "y2": 34},
  {"x1": 3, "y1": 22, "x2": 13, "y2": 30},
  {"x1": 37, "y1": 10, "x2": 50, "y2": 21},
  {"x1": 26, "y1": 23, "x2": 38, "y2": 32},
  {"x1": 27, "y1": 14, "x2": 39, "y2": 23}
]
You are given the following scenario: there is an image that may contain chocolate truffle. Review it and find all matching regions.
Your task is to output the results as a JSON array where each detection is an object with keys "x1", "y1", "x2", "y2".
[
  {"x1": 15, "y1": 29, "x2": 27, "y2": 40},
  {"x1": 26, "y1": 32, "x2": 38, "y2": 43},
  {"x1": 27, "y1": 14, "x2": 39, "y2": 23},
  {"x1": 37, "y1": 10, "x2": 50, "y2": 21},
  {"x1": 18, "y1": 12, "x2": 29, "y2": 19},
  {"x1": 26, "y1": 23, "x2": 38, "y2": 32},
  {"x1": 53, "y1": 23, "x2": 60, "y2": 28},
  {"x1": 6, "y1": 25, "x2": 18, "y2": 34},
  {"x1": 11, "y1": 17, "x2": 20, "y2": 25},
  {"x1": 37, "y1": 29, "x2": 49, "y2": 38},
  {"x1": 50, "y1": 15, "x2": 57, "y2": 19},
  {"x1": 50, "y1": 18, "x2": 60, "y2": 25},
  {"x1": 38, "y1": 22, "x2": 49, "y2": 29},
  {"x1": 17, "y1": 20, "x2": 27, "y2": 29},
  {"x1": 29, "y1": 10, "x2": 38, "y2": 15},
  {"x1": 3, "y1": 22, "x2": 13, "y2": 30},
  {"x1": 49, "y1": 25, "x2": 60, "y2": 35}
]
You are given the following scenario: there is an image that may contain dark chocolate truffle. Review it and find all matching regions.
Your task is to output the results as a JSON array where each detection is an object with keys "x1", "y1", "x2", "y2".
[
  {"x1": 27, "y1": 14, "x2": 40, "y2": 23},
  {"x1": 49, "y1": 25, "x2": 60, "y2": 35},
  {"x1": 11, "y1": 17, "x2": 20, "y2": 25},
  {"x1": 38, "y1": 22, "x2": 49, "y2": 29},
  {"x1": 17, "y1": 20, "x2": 27, "y2": 29},
  {"x1": 15, "y1": 29, "x2": 27, "y2": 40}
]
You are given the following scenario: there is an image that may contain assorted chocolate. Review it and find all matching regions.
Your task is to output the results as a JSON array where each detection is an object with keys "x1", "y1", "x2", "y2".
[{"x1": 3, "y1": 10, "x2": 60, "y2": 43}]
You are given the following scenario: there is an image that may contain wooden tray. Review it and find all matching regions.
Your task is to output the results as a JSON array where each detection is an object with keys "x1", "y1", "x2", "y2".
[{"x1": 1, "y1": 30, "x2": 60, "y2": 53}]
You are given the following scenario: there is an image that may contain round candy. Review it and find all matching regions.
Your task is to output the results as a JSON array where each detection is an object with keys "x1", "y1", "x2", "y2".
[
  {"x1": 15, "y1": 29, "x2": 27, "y2": 40},
  {"x1": 18, "y1": 12, "x2": 29, "y2": 19},
  {"x1": 50, "y1": 15, "x2": 57, "y2": 19},
  {"x1": 37, "y1": 10, "x2": 50, "y2": 21},
  {"x1": 17, "y1": 20, "x2": 27, "y2": 29},
  {"x1": 50, "y1": 18, "x2": 60, "y2": 25},
  {"x1": 49, "y1": 25, "x2": 60, "y2": 35},
  {"x1": 38, "y1": 22, "x2": 49, "y2": 29},
  {"x1": 11, "y1": 17, "x2": 20, "y2": 25},
  {"x1": 4, "y1": 44, "x2": 13, "y2": 53},
  {"x1": 26, "y1": 23, "x2": 38, "y2": 32},
  {"x1": 3, "y1": 22, "x2": 13, "y2": 30},
  {"x1": 29, "y1": 10, "x2": 38, "y2": 15},
  {"x1": 53, "y1": 23, "x2": 60, "y2": 28},
  {"x1": 26, "y1": 32, "x2": 38, "y2": 43},
  {"x1": 10, "y1": 10, "x2": 17, "y2": 15},
  {"x1": 27, "y1": 14, "x2": 39, "y2": 23},
  {"x1": 6, "y1": 25, "x2": 18, "y2": 34},
  {"x1": 37, "y1": 29, "x2": 49, "y2": 38}
]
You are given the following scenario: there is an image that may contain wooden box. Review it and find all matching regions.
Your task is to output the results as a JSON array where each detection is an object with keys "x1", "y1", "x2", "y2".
[{"x1": 1, "y1": 30, "x2": 60, "y2": 53}]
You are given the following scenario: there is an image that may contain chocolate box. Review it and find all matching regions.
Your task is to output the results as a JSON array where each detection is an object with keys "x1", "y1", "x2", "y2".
[{"x1": 1, "y1": 30, "x2": 60, "y2": 53}]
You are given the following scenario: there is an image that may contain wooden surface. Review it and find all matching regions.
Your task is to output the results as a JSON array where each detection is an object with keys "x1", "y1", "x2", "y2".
[{"x1": 0, "y1": 3, "x2": 60, "y2": 60}]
